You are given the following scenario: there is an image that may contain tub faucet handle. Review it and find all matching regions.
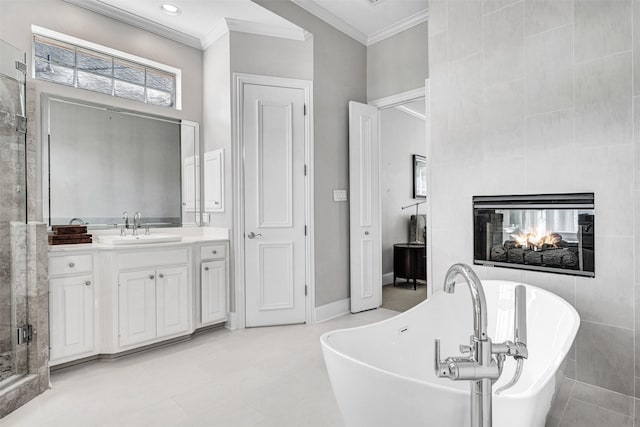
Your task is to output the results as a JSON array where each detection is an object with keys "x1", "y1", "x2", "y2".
[
  {"x1": 459, "y1": 344, "x2": 473, "y2": 354},
  {"x1": 434, "y1": 339, "x2": 448, "y2": 378}
]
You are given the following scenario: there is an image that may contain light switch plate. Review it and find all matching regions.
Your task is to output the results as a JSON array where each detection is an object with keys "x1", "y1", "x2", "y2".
[{"x1": 333, "y1": 189, "x2": 348, "y2": 202}]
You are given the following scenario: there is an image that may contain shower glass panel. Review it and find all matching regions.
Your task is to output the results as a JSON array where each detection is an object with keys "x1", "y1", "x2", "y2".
[{"x1": 0, "y1": 38, "x2": 28, "y2": 389}]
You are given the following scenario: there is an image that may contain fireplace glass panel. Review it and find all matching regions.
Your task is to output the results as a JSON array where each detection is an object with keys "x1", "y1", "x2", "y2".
[{"x1": 473, "y1": 194, "x2": 594, "y2": 277}]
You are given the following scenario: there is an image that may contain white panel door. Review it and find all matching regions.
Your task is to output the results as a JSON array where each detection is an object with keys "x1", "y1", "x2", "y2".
[
  {"x1": 349, "y1": 101, "x2": 381, "y2": 313},
  {"x1": 49, "y1": 275, "x2": 94, "y2": 361},
  {"x1": 156, "y1": 266, "x2": 190, "y2": 338},
  {"x1": 118, "y1": 270, "x2": 157, "y2": 347},
  {"x1": 244, "y1": 83, "x2": 306, "y2": 327},
  {"x1": 201, "y1": 260, "x2": 227, "y2": 325}
]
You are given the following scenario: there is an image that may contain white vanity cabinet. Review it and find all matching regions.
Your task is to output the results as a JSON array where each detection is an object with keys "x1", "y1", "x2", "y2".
[
  {"x1": 49, "y1": 235, "x2": 229, "y2": 365},
  {"x1": 118, "y1": 265, "x2": 190, "y2": 347},
  {"x1": 117, "y1": 269, "x2": 157, "y2": 347},
  {"x1": 199, "y1": 243, "x2": 228, "y2": 326},
  {"x1": 115, "y1": 248, "x2": 191, "y2": 350},
  {"x1": 49, "y1": 252, "x2": 96, "y2": 365}
]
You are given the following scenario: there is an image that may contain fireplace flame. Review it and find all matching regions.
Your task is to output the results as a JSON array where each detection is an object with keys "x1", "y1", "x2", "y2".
[{"x1": 510, "y1": 226, "x2": 560, "y2": 250}]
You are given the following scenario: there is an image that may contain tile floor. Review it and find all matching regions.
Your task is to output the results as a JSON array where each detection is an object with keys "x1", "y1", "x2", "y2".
[
  {"x1": 381, "y1": 282, "x2": 427, "y2": 312},
  {"x1": 2, "y1": 308, "x2": 637, "y2": 427},
  {"x1": 547, "y1": 377, "x2": 637, "y2": 427},
  {"x1": 2, "y1": 309, "x2": 396, "y2": 427}
]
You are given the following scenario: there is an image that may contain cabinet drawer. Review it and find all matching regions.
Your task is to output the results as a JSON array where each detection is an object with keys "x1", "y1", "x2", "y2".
[
  {"x1": 118, "y1": 248, "x2": 189, "y2": 270},
  {"x1": 200, "y1": 244, "x2": 225, "y2": 260},
  {"x1": 50, "y1": 254, "x2": 93, "y2": 276}
]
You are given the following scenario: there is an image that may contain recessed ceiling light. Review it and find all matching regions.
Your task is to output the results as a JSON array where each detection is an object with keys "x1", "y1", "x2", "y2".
[{"x1": 161, "y1": 4, "x2": 181, "y2": 16}]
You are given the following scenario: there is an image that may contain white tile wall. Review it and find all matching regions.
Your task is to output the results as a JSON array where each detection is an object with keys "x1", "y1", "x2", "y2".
[{"x1": 429, "y1": 0, "x2": 639, "y2": 397}]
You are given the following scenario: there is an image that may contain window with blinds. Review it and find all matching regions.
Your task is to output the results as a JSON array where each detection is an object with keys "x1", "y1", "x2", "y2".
[{"x1": 33, "y1": 34, "x2": 177, "y2": 108}]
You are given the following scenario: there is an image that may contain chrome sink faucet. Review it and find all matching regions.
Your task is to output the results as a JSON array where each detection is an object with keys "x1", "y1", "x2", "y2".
[
  {"x1": 434, "y1": 263, "x2": 528, "y2": 427},
  {"x1": 133, "y1": 212, "x2": 142, "y2": 235},
  {"x1": 121, "y1": 211, "x2": 129, "y2": 236}
]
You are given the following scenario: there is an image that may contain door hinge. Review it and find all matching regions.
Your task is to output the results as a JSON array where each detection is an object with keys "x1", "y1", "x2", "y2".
[
  {"x1": 304, "y1": 164, "x2": 307, "y2": 176},
  {"x1": 305, "y1": 285, "x2": 308, "y2": 296},
  {"x1": 17, "y1": 324, "x2": 33, "y2": 345},
  {"x1": 15, "y1": 61, "x2": 26, "y2": 74},
  {"x1": 15, "y1": 115, "x2": 26, "y2": 134},
  {"x1": 304, "y1": 225, "x2": 307, "y2": 236},
  {"x1": 304, "y1": 104, "x2": 307, "y2": 116}
]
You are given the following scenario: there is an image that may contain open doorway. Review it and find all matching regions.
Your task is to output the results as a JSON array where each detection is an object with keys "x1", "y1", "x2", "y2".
[{"x1": 379, "y1": 97, "x2": 427, "y2": 312}]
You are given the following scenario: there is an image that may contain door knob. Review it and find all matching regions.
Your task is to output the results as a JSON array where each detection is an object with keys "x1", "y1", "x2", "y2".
[
  {"x1": 204, "y1": 266, "x2": 209, "y2": 271},
  {"x1": 247, "y1": 232, "x2": 263, "y2": 239},
  {"x1": 85, "y1": 281, "x2": 91, "y2": 286}
]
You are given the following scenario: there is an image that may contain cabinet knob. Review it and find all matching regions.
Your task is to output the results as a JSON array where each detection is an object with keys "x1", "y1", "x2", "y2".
[
  {"x1": 68, "y1": 262, "x2": 75, "y2": 268},
  {"x1": 204, "y1": 266, "x2": 209, "y2": 271},
  {"x1": 364, "y1": 231, "x2": 369, "y2": 236},
  {"x1": 158, "y1": 273, "x2": 164, "y2": 278},
  {"x1": 149, "y1": 275, "x2": 155, "y2": 280},
  {"x1": 212, "y1": 250, "x2": 217, "y2": 254},
  {"x1": 85, "y1": 281, "x2": 91, "y2": 286}
]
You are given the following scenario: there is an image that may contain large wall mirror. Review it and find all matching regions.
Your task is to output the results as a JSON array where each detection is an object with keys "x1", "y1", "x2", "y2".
[{"x1": 41, "y1": 95, "x2": 200, "y2": 228}]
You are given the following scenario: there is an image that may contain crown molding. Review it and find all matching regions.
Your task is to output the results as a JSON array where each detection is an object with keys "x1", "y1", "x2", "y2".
[
  {"x1": 290, "y1": 0, "x2": 367, "y2": 45},
  {"x1": 201, "y1": 21, "x2": 230, "y2": 50},
  {"x1": 369, "y1": 87, "x2": 425, "y2": 108},
  {"x1": 65, "y1": 0, "x2": 308, "y2": 51},
  {"x1": 63, "y1": 0, "x2": 202, "y2": 49},
  {"x1": 395, "y1": 104, "x2": 425, "y2": 121},
  {"x1": 367, "y1": 9, "x2": 428, "y2": 46},
  {"x1": 225, "y1": 18, "x2": 308, "y2": 42},
  {"x1": 202, "y1": 18, "x2": 309, "y2": 50}
]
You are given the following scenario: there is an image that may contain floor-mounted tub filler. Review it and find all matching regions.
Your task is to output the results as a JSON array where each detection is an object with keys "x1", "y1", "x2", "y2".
[{"x1": 321, "y1": 264, "x2": 579, "y2": 427}]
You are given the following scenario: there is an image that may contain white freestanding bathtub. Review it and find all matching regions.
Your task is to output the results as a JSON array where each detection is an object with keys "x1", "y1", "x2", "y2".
[{"x1": 321, "y1": 280, "x2": 580, "y2": 427}]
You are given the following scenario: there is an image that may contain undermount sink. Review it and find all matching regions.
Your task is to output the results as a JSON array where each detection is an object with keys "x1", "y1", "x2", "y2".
[{"x1": 98, "y1": 234, "x2": 183, "y2": 245}]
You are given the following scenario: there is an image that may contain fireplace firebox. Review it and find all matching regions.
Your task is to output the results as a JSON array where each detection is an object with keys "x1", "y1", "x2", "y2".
[{"x1": 473, "y1": 194, "x2": 594, "y2": 277}]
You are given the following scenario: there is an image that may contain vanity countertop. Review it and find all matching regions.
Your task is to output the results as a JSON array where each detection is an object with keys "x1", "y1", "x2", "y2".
[{"x1": 48, "y1": 227, "x2": 229, "y2": 253}]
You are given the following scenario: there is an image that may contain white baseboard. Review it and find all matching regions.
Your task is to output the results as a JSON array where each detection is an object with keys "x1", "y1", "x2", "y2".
[
  {"x1": 315, "y1": 298, "x2": 350, "y2": 323},
  {"x1": 382, "y1": 272, "x2": 394, "y2": 286},
  {"x1": 225, "y1": 312, "x2": 238, "y2": 330}
]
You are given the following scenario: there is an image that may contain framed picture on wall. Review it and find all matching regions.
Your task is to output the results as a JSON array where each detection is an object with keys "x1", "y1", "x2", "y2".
[{"x1": 413, "y1": 154, "x2": 426, "y2": 199}]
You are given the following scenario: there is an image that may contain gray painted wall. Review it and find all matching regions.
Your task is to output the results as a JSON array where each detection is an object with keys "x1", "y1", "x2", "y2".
[
  {"x1": 429, "y1": 0, "x2": 638, "y2": 399},
  {"x1": 380, "y1": 107, "x2": 426, "y2": 276},
  {"x1": 253, "y1": 0, "x2": 368, "y2": 307},
  {"x1": 230, "y1": 31, "x2": 313, "y2": 80},
  {"x1": 367, "y1": 22, "x2": 428, "y2": 102},
  {"x1": 0, "y1": 0, "x2": 204, "y2": 224},
  {"x1": 0, "y1": 0, "x2": 203, "y2": 123},
  {"x1": 203, "y1": 33, "x2": 232, "y2": 229}
]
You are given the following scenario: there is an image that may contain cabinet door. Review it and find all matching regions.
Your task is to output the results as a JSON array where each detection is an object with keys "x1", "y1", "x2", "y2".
[
  {"x1": 49, "y1": 275, "x2": 94, "y2": 361},
  {"x1": 201, "y1": 260, "x2": 227, "y2": 325},
  {"x1": 119, "y1": 270, "x2": 157, "y2": 347},
  {"x1": 156, "y1": 266, "x2": 190, "y2": 337},
  {"x1": 204, "y1": 149, "x2": 223, "y2": 212}
]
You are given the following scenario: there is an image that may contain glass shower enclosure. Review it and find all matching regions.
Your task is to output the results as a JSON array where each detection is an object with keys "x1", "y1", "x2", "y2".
[{"x1": 0, "y1": 38, "x2": 28, "y2": 389}]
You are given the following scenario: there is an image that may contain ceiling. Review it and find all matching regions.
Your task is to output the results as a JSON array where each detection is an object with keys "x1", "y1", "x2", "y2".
[
  {"x1": 292, "y1": 0, "x2": 428, "y2": 45},
  {"x1": 65, "y1": 0, "x2": 307, "y2": 49},
  {"x1": 65, "y1": 0, "x2": 428, "y2": 49}
]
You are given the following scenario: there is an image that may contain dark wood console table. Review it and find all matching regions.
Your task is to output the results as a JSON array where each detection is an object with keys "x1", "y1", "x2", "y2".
[{"x1": 393, "y1": 243, "x2": 426, "y2": 290}]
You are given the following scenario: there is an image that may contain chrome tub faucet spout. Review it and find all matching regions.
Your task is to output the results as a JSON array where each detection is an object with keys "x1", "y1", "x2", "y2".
[{"x1": 434, "y1": 263, "x2": 528, "y2": 427}]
